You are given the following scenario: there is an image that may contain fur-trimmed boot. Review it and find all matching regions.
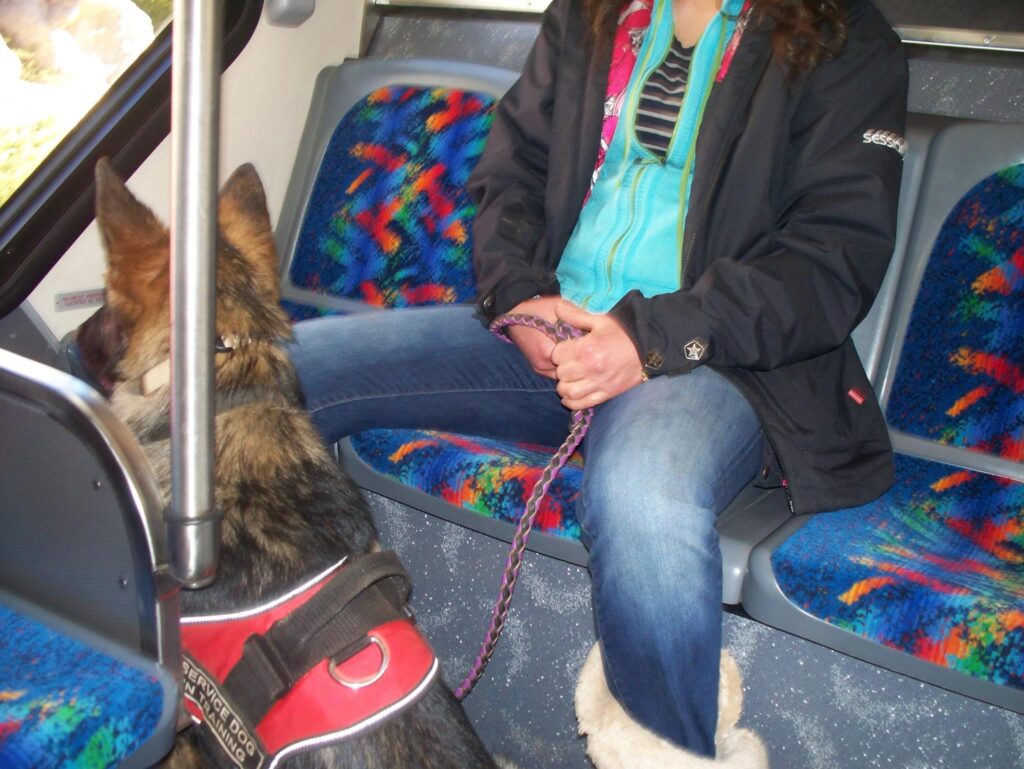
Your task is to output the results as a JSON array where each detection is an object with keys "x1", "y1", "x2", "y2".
[{"x1": 575, "y1": 644, "x2": 769, "y2": 768}]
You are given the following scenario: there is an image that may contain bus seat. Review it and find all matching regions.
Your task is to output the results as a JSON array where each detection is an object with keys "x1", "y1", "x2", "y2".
[
  {"x1": 275, "y1": 58, "x2": 594, "y2": 560},
  {"x1": 276, "y1": 56, "x2": 517, "y2": 317},
  {"x1": 277, "y1": 58, "x2": 934, "y2": 604},
  {"x1": 0, "y1": 349, "x2": 180, "y2": 767},
  {"x1": 742, "y1": 121, "x2": 1024, "y2": 713},
  {"x1": 344, "y1": 428, "x2": 590, "y2": 564}
]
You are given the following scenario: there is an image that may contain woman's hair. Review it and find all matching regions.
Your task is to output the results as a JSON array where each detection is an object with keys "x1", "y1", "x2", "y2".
[{"x1": 582, "y1": 0, "x2": 848, "y2": 78}]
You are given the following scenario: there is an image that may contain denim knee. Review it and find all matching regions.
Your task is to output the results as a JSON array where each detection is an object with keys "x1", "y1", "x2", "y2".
[{"x1": 578, "y1": 440, "x2": 721, "y2": 554}]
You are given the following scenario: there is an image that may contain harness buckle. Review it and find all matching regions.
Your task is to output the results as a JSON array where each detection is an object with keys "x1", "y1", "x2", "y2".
[{"x1": 329, "y1": 633, "x2": 390, "y2": 690}]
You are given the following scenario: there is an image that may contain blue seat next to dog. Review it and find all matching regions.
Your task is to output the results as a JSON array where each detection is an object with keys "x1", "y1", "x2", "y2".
[{"x1": 0, "y1": 600, "x2": 167, "y2": 767}]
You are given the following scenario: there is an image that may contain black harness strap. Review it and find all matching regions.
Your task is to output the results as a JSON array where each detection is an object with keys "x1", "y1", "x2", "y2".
[{"x1": 222, "y1": 551, "x2": 413, "y2": 725}]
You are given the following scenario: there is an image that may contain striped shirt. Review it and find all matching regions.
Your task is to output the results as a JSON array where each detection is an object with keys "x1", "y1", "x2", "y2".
[{"x1": 635, "y1": 38, "x2": 694, "y2": 159}]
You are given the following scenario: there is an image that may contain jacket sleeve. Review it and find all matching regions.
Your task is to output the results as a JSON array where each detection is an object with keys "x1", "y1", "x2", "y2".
[
  {"x1": 609, "y1": 9, "x2": 909, "y2": 374},
  {"x1": 467, "y1": 0, "x2": 567, "y2": 322}
]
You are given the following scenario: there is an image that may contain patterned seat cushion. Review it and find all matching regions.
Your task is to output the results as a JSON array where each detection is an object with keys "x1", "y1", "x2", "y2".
[
  {"x1": 284, "y1": 80, "x2": 586, "y2": 539},
  {"x1": 773, "y1": 454, "x2": 1023, "y2": 689},
  {"x1": 772, "y1": 164, "x2": 1024, "y2": 690},
  {"x1": 350, "y1": 429, "x2": 583, "y2": 542},
  {"x1": 288, "y1": 85, "x2": 496, "y2": 310},
  {"x1": 887, "y1": 164, "x2": 1024, "y2": 461},
  {"x1": 0, "y1": 604, "x2": 164, "y2": 768}
]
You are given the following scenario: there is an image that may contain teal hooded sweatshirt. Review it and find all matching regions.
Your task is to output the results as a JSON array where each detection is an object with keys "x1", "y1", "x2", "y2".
[{"x1": 556, "y1": 0, "x2": 742, "y2": 312}]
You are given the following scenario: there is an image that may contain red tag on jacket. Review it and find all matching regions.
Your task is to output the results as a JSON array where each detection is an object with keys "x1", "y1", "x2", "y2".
[{"x1": 180, "y1": 560, "x2": 440, "y2": 769}]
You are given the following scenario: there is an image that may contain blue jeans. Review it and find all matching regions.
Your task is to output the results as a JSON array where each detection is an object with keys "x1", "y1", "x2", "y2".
[{"x1": 289, "y1": 305, "x2": 763, "y2": 757}]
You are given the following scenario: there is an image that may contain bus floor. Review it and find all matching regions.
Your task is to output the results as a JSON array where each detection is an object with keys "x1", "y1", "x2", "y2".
[{"x1": 369, "y1": 493, "x2": 1024, "y2": 769}]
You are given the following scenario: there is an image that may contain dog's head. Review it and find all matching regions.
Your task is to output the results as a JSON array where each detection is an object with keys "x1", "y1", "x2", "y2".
[{"x1": 77, "y1": 159, "x2": 289, "y2": 396}]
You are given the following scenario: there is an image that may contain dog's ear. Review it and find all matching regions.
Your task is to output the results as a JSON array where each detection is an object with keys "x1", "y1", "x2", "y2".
[
  {"x1": 94, "y1": 158, "x2": 169, "y2": 266},
  {"x1": 218, "y1": 164, "x2": 277, "y2": 295}
]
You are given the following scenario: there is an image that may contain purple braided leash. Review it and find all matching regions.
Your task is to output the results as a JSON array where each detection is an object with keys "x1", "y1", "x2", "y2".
[{"x1": 454, "y1": 313, "x2": 592, "y2": 700}]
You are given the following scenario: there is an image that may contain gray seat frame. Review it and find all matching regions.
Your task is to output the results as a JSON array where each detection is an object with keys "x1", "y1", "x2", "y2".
[{"x1": 0, "y1": 348, "x2": 181, "y2": 766}]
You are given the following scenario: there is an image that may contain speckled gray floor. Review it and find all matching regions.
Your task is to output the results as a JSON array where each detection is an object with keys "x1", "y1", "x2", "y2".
[
  {"x1": 723, "y1": 620, "x2": 1024, "y2": 769},
  {"x1": 369, "y1": 493, "x2": 1024, "y2": 769}
]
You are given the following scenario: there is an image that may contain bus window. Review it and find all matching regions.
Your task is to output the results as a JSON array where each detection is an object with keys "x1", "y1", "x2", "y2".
[
  {"x1": 0, "y1": 1, "x2": 173, "y2": 208},
  {"x1": 0, "y1": 0, "x2": 260, "y2": 322}
]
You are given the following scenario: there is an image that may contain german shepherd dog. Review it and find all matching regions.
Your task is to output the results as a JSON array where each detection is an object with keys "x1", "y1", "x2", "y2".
[{"x1": 75, "y1": 159, "x2": 499, "y2": 769}]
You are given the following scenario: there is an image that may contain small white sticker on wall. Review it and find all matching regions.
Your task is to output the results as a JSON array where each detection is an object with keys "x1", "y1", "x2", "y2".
[{"x1": 55, "y1": 289, "x2": 104, "y2": 312}]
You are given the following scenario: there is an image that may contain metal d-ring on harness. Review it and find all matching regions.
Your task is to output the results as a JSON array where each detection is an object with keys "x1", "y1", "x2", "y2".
[{"x1": 454, "y1": 313, "x2": 593, "y2": 700}]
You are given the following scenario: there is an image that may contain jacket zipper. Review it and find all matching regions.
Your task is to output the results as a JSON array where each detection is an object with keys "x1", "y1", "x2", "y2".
[
  {"x1": 678, "y1": 128, "x2": 731, "y2": 287},
  {"x1": 762, "y1": 427, "x2": 795, "y2": 514},
  {"x1": 604, "y1": 160, "x2": 651, "y2": 295},
  {"x1": 677, "y1": 22, "x2": 771, "y2": 286}
]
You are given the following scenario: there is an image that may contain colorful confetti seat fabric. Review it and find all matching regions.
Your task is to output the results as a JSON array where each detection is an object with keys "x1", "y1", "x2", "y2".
[
  {"x1": 774, "y1": 164, "x2": 1024, "y2": 690},
  {"x1": 773, "y1": 454, "x2": 1023, "y2": 689},
  {"x1": 288, "y1": 85, "x2": 495, "y2": 311},
  {"x1": 0, "y1": 604, "x2": 163, "y2": 768},
  {"x1": 350, "y1": 429, "x2": 584, "y2": 541},
  {"x1": 886, "y1": 164, "x2": 1024, "y2": 461}
]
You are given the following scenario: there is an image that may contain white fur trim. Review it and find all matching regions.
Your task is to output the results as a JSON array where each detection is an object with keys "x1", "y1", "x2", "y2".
[{"x1": 575, "y1": 645, "x2": 769, "y2": 769}]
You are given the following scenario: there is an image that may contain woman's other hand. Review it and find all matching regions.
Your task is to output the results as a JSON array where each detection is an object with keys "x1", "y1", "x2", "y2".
[
  {"x1": 507, "y1": 295, "x2": 563, "y2": 379},
  {"x1": 552, "y1": 301, "x2": 645, "y2": 409}
]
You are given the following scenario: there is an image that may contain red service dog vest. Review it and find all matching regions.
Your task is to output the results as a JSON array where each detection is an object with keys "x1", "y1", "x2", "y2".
[{"x1": 181, "y1": 557, "x2": 439, "y2": 769}]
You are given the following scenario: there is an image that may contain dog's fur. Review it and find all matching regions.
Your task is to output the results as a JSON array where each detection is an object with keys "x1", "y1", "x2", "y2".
[{"x1": 76, "y1": 159, "x2": 498, "y2": 769}]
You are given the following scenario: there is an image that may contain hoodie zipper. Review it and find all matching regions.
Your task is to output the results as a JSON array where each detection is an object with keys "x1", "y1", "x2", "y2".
[{"x1": 604, "y1": 159, "x2": 657, "y2": 295}]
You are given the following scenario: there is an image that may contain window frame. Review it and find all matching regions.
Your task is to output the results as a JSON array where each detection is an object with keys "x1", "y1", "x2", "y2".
[{"x1": 0, "y1": 0, "x2": 264, "y2": 319}]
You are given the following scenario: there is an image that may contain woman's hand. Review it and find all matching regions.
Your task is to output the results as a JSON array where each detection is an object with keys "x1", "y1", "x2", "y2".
[
  {"x1": 506, "y1": 295, "x2": 563, "y2": 379},
  {"x1": 551, "y1": 301, "x2": 645, "y2": 409}
]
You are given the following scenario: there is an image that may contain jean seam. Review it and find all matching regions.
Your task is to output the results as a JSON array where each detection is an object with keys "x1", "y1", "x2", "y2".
[
  {"x1": 307, "y1": 385, "x2": 557, "y2": 416},
  {"x1": 707, "y1": 426, "x2": 764, "y2": 511}
]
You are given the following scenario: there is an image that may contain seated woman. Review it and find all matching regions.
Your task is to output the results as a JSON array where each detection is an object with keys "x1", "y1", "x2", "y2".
[{"x1": 290, "y1": 0, "x2": 907, "y2": 764}]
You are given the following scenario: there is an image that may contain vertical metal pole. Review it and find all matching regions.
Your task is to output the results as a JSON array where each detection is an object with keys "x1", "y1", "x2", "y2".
[{"x1": 168, "y1": 0, "x2": 223, "y2": 588}]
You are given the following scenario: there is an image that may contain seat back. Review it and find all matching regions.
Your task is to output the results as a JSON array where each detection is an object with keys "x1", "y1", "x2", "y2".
[
  {"x1": 886, "y1": 167, "x2": 1023, "y2": 455},
  {"x1": 872, "y1": 122, "x2": 1024, "y2": 483},
  {"x1": 0, "y1": 349, "x2": 180, "y2": 767},
  {"x1": 0, "y1": 348, "x2": 178, "y2": 659},
  {"x1": 276, "y1": 57, "x2": 518, "y2": 317}
]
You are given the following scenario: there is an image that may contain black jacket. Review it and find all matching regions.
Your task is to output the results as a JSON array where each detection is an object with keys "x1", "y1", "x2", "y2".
[{"x1": 468, "y1": 0, "x2": 908, "y2": 515}]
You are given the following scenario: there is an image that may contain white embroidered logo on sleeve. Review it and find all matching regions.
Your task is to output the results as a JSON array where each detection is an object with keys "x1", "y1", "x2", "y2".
[{"x1": 862, "y1": 129, "x2": 907, "y2": 159}]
